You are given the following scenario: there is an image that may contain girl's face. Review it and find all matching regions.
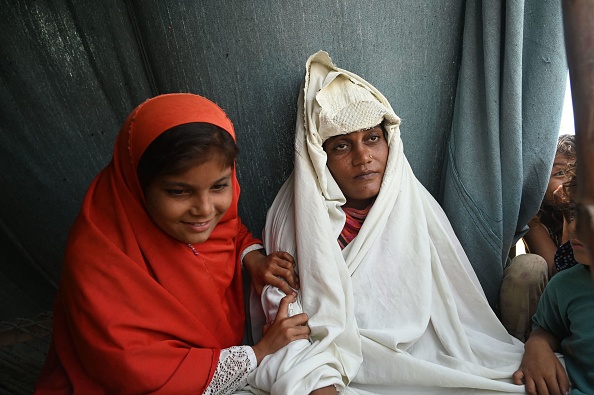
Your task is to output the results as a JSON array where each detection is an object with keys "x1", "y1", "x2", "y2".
[
  {"x1": 323, "y1": 125, "x2": 389, "y2": 209},
  {"x1": 544, "y1": 153, "x2": 575, "y2": 207},
  {"x1": 143, "y1": 159, "x2": 233, "y2": 245}
]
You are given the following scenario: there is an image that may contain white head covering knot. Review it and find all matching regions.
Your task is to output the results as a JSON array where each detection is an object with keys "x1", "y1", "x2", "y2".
[{"x1": 316, "y1": 74, "x2": 400, "y2": 142}]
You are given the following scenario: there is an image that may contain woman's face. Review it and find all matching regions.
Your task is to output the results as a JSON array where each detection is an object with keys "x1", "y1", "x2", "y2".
[
  {"x1": 323, "y1": 125, "x2": 389, "y2": 209},
  {"x1": 144, "y1": 159, "x2": 233, "y2": 244}
]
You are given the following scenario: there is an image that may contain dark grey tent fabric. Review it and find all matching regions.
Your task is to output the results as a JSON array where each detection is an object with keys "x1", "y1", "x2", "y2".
[
  {"x1": 0, "y1": 0, "x2": 564, "y2": 321},
  {"x1": 0, "y1": 0, "x2": 153, "y2": 319},
  {"x1": 440, "y1": 0, "x2": 567, "y2": 305}
]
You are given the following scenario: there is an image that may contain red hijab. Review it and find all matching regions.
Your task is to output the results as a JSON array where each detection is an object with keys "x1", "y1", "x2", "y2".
[{"x1": 35, "y1": 94, "x2": 260, "y2": 394}]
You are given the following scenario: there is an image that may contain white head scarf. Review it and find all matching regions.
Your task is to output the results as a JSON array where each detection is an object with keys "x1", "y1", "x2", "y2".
[{"x1": 248, "y1": 51, "x2": 528, "y2": 395}]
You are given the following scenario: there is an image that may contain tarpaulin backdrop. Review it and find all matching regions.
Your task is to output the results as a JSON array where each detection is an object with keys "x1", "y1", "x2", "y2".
[{"x1": 0, "y1": 0, "x2": 566, "y2": 320}]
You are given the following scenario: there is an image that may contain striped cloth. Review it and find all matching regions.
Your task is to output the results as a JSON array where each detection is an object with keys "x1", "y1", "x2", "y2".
[{"x1": 338, "y1": 205, "x2": 372, "y2": 249}]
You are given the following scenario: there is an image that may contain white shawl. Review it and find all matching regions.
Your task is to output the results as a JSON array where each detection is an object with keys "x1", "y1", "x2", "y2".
[{"x1": 247, "y1": 51, "x2": 526, "y2": 395}]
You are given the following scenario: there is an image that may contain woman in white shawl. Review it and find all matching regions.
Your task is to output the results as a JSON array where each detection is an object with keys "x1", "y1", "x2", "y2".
[{"x1": 247, "y1": 51, "x2": 529, "y2": 395}]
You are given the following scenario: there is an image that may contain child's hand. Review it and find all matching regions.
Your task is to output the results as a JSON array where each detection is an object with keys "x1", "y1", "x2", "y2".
[
  {"x1": 251, "y1": 293, "x2": 309, "y2": 364},
  {"x1": 552, "y1": 183, "x2": 570, "y2": 207},
  {"x1": 512, "y1": 329, "x2": 569, "y2": 395},
  {"x1": 243, "y1": 250, "x2": 299, "y2": 295}
]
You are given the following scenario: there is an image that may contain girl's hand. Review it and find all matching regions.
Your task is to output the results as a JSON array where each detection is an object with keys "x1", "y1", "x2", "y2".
[
  {"x1": 512, "y1": 329, "x2": 569, "y2": 395},
  {"x1": 243, "y1": 250, "x2": 299, "y2": 295},
  {"x1": 251, "y1": 293, "x2": 309, "y2": 364},
  {"x1": 552, "y1": 183, "x2": 570, "y2": 207}
]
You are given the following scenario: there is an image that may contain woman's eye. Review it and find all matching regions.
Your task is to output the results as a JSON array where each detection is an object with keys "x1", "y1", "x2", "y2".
[
  {"x1": 334, "y1": 143, "x2": 349, "y2": 151},
  {"x1": 369, "y1": 135, "x2": 380, "y2": 142}
]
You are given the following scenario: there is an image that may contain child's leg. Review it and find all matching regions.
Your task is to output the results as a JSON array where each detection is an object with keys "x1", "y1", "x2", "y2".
[{"x1": 499, "y1": 254, "x2": 548, "y2": 341}]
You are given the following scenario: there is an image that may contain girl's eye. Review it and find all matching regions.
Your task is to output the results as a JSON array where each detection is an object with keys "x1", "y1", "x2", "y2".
[
  {"x1": 212, "y1": 183, "x2": 229, "y2": 191},
  {"x1": 552, "y1": 170, "x2": 565, "y2": 177},
  {"x1": 166, "y1": 189, "x2": 187, "y2": 196}
]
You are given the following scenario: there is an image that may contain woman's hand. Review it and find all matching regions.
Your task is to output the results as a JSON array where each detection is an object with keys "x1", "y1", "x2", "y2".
[
  {"x1": 251, "y1": 293, "x2": 309, "y2": 364},
  {"x1": 512, "y1": 329, "x2": 569, "y2": 395},
  {"x1": 243, "y1": 250, "x2": 299, "y2": 295}
]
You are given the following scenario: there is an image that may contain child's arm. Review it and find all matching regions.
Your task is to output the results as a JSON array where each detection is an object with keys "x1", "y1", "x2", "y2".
[
  {"x1": 512, "y1": 328, "x2": 569, "y2": 395},
  {"x1": 523, "y1": 217, "x2": 559, "y2": 277}
]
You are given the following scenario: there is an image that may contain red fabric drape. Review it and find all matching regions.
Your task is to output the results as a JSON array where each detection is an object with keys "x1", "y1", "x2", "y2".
[{"x1": 35, "y1": 94, "x2": 260, "y2": 394}]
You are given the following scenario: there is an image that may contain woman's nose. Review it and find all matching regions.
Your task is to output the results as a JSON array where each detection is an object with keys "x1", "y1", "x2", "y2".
[{"x1": 352, "y1": 145, "x2": 372, "y2": 166}]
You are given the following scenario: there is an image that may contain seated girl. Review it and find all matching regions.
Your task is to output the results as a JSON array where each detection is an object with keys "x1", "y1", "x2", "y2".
[
  {"x1": 500, "y1": 135, "x2": 577, "y2": 342},
  {"x1": 248, "y1": 51, "x2": 533, "y2": 394},
  {"x1": 34, "y1": 93, "x2": 309, "y2": 394}
]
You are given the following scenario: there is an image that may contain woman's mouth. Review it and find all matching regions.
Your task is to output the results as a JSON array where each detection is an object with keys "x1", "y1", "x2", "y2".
[{"x1": 355, "y1": 171, "x2": 376, "y2": 180}]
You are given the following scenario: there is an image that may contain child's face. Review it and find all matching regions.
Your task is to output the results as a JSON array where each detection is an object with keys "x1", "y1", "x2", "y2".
[
  {"x1": 544, "y1": 153, "x2": 575, "y2": 207},
  {"x1": 143, "y1": 160, "x2": 233, "y2": 245},
  {"x1": 567, "y1": 217, "x2": 592, "y2": 266}
]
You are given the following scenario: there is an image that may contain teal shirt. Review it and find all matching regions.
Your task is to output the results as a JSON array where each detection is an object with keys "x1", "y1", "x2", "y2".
[{"x1": 533, "y1": 264, "x2": 594, "y2": 394}]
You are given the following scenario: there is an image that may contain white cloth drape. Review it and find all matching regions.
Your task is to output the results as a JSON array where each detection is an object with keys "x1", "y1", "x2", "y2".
[{"x1": 247, "y1": 51, "x2": 527, "y2": 395}]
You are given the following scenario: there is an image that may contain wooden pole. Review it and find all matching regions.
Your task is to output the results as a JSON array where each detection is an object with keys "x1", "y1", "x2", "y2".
[{"x1": 561, "y1": 0, "x2": 594, "y2": 278}]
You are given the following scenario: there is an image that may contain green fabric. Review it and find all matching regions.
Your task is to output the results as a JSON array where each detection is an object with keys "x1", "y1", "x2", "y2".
[
  {"x1": 439, "y1": 0, "x2": 567, "y2": 306},
  {"x1": 532, "y1": 265, "x2": 594, "y2": 395},
  {"x1": 0, "y1": 0, "x2": 566, "y2": 318}
]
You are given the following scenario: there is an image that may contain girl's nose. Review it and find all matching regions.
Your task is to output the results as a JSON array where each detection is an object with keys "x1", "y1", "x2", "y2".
[{"x1": 189, "y1": 194, "x2": 212, "y2": 217}]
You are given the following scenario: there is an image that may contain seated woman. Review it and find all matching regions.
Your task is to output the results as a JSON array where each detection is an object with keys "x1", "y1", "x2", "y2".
[
  {"x1": 34, "y1": 93, "x2": 309, "y2": 394},
  {"x1": 247, "y1": 51, "x2": 532, "y2": 394}
]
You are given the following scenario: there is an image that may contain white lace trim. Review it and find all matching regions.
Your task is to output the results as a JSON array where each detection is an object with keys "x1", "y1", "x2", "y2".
[
  {"x1": 203, "y1": 346, "x2": 256, "y2": 395},
  {"x1": 240, "y1": 244, "x2": 264, "y2": 267}
]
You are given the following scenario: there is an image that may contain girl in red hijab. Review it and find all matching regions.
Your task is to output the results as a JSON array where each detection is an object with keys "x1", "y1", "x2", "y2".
[{"x1": 34, "y1": 93, "x2": 308, "y2": 394}]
